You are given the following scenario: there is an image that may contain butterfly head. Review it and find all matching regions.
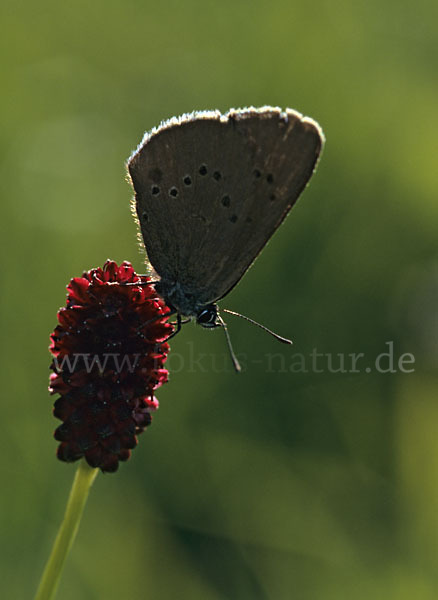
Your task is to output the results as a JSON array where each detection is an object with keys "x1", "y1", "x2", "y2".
[{"x1": 196, "y1": 304, "x2": 219, "y2": 328}]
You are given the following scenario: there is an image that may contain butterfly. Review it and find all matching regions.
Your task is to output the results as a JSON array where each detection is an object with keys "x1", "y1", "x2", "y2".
[{"x1": 127, "y1": 106, "x2": 324, "y2": 370}]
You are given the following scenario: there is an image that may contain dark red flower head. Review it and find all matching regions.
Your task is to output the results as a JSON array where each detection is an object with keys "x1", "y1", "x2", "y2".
[{"x1": 49, "y1": 260, "x2": 173, "y2": 473}]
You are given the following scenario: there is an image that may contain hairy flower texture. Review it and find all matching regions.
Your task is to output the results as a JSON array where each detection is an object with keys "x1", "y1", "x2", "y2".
[{"x1": 49, "y1": 260, "x2": 173, "y2": 472}]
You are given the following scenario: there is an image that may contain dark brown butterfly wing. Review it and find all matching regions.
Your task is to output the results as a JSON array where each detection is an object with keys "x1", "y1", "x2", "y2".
[{"x1": 128, "y1": 107, "x2": 324, "y2": 306}]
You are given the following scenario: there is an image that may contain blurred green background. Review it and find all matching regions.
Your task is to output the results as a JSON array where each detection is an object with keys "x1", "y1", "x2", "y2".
[{"x1": 1, "y1": 0, "x2": 437, "y2": 598}]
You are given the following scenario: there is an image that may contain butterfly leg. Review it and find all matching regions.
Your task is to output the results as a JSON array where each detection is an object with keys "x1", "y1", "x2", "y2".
[
  {"x1": 161, "y1": 313, "x2": 185, "y2": 342},
  {"x1": 117, "y1": 280, "x2": 160, "y2": 287},
  {"x1": 170, "y1": 317, "x2": 190, "y2": 325},
  {"x1": 136, "y1": 310, "x2": 176, "y2": 338}
]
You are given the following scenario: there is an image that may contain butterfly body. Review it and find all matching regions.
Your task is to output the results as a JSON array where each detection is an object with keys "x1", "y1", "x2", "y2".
[{"x1": 154, "y1": 278, "x2": 216, "y2": 321}]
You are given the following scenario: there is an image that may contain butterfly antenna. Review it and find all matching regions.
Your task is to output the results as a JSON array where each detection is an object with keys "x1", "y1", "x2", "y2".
[
  {"x1": 222, "y1": 309, "x2": 293, "y2": 344},
  {"x1": 217, "y1": 315, "x2": 242, "y2": 373}
]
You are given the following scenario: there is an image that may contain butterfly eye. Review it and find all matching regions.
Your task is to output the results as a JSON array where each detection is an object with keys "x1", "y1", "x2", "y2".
[
  {"x1": 183, "y1": 175, "x2": 192, "y2": 186},
  {"x1": 199, "y1": 164, "x2": 207, "y2": 176},
  {"x1": 221, "y1": 195, "x2": 231, "y2": 207},
  {"x1": 197, "y1": 305, "x2": 218, "y2": 327},
  {"x1": 266, "y1": 173, "x2": 274, "y2": 184},
  {"x1": 169, "y1": 187, "x2": 178, "y2": 197},
  {"x1": 213, "y1": 171, "x2": 222, "y2": 181},
  {"x1": 151, "y1": 185, "x2": 160, "y2": 195}
]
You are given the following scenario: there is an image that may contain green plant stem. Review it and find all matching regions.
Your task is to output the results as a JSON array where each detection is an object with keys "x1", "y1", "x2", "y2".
[{"x1": 34, "y1": 460, "x2": 98, "y2": 600}]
